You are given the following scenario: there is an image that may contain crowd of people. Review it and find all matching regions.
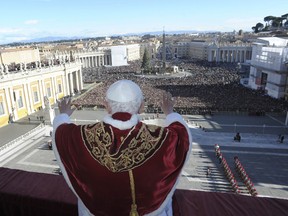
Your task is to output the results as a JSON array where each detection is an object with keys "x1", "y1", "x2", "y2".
[{"x1": 73, "y1": 60, "x2": 288, "y2": 114}]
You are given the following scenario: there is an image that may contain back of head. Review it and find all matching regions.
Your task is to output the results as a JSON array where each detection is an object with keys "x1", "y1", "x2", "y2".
[{"x1": 105, "y1": 80, "x2": 143, "y2": 114}]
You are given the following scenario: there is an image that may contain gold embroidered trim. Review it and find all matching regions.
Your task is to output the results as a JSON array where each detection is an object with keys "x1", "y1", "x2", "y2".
[
  {"x1": 81, "y1": 122, "x2": 168, "y2": 172},
  {"x1": 129, "y1": 170, "x2": 139, "y2": 216}
]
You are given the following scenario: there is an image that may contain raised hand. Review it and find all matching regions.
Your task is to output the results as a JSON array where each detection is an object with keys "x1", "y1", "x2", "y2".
[
  {"x1": 161, "y1": 92, "x2": 174, "y2": 116},
  {"x1": 57, "y1": 97, "x2": 75, "y2": 116}
]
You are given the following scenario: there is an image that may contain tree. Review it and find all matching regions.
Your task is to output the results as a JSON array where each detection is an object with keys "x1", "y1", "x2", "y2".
[
  {"x1": 272, "y1": 17, "x2": 285, "y2": 28},
  {"x1": 141, "y1": 48, "x2": 151, "y2": 74},
  {"x1": 256, "y1": 13, "x2": 288, "y2": 31},
  {"x1": 256, "y1": 23, "x2": 264, "y2": 31},
  {"x1": 252, "y1": 23, "x2": 264, "y2": 33},
  {"x1": 282, "y1": 13, "x2": 288, "y2": 28},
  {"x1": 264, "y1": 15, "x2": 285, "y2": 29},
  {"x1": 262, "y1": 23, "x2": 269, "y2": 31},
  {"x1": 264, "y1": 16, "x2": 276, "y2": 27}
]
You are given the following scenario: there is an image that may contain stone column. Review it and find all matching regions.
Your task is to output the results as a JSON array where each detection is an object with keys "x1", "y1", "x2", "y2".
[
  {"x1": 235, "y1": 50, "x2": 239, "y2": 62},
  {"x1": 74, "y1": 71, "x2": 80, "y2": 93},
  {"x1": 62, "y1": 66, "x2": 68, "y2": 96},
  {"x1": 8, "y1": 87, "x2": 18, "y2": 120},
  {"x1": 69, "y1": 73, "x2": 74, "y2": 95},
  {"x1": 39, "y1": 79, "x2": 45, "y2": 109},
  {"x1": 51, "y1": 76, "x2": 57, "y2": 103},
  {"x1": 229, "y1": 50, "x2": 232, "y2": 62},
  {"x1": 220, "y1": 50, "x2": 223, "y2": 62},
  {"x1": 23, "y1": 83, "x2": 32, "y2": 114},
  {"x1": 81, "y1": 57, "x2": 85, "y2": 68},
  {"x1": 27, "y1": 82, "x2": 34, "y2": 112},
  {"x1": 78, "y1": 69, "x2": 83, "y2": 90},
  {"x1": 216, "y1": 49, "x2": 220, "y2": 62},
  {"x1": 97, "y1": 56, "x2": 99, "y2": 67},
  {"x1": 104, "y1": 55, "x2": 107, "y2": 65},
  {"x1": 64, "y1": 72, "x2": 69, "y2": 96},
  {"x1": 4, "y1": 87, "x2": 13, "y2": 115}
]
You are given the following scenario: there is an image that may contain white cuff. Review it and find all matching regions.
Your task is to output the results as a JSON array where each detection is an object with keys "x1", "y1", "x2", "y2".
[
  {"x1": 164, "y1": 112, "x2": 186, "y2": 127},
  {"x1": 53, "y1": 113, "x2": 71, "y2": 130}
]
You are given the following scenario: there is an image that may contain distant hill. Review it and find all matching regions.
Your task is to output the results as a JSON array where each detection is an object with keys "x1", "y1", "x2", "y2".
[
  {"x1": 8, "y1": 30, "x2": 221, "y2": 45},
  {"x1": 119, "y1": 30, "x2": 217, "y2": 36},
  {"x1": 19, "y1": 36, "x2": 83, "y2": 43}
]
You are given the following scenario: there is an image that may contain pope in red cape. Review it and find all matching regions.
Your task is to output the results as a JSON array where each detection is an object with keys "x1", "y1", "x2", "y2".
[{"x1": 53, "y1": 79, "x2": 192, "y2": 216}]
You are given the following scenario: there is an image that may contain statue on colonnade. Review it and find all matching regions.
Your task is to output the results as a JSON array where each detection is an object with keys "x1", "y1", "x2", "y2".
[
  {"x1": 44, "y1": 96, "x2": 55, "y2": 125},
  {"x1": 0, "y1": 64, "x2": 3, "y2": 75},
  {"x1": 4, "y1": 64, "x2": 9, "y2": 73}
]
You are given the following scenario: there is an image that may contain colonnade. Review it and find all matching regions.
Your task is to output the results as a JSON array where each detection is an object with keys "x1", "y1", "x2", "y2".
[
  {"x1": 66, "y1": 69, "x2": 83, "y2": 95},
  {"x1": 208, "y1": 48, "x2": 252, "y2": 63},
  {"x1": 79, "y1": 54, "x2": 111, "y2": 68}
]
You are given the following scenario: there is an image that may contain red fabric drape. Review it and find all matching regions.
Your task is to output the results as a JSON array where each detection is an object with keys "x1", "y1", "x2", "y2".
[{"x1": 55, "y1": 120, "x2": 190, "y2": 216}]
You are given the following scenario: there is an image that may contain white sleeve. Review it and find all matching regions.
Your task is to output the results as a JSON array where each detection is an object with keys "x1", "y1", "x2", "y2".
[
  {"x1": 52, "y1": 114, "x2": 92, "y2": 215},
  {"x1": 148, "y1": 113, "x2": 192, "y2": 216},
  {"x1": 52, "y1": 113, "x2": 75, "y2": 196},
  {"x1": 164, "y1": 112, "x2": 187, "y2": 127},
  {"x1": 53, "y1": 113, "x2": 71, "y2": 131}
]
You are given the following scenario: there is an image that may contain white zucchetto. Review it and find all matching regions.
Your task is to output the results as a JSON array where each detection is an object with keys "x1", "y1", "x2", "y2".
[{"x1": 106, "y1": 80, "x2": 143, "y2": 103}]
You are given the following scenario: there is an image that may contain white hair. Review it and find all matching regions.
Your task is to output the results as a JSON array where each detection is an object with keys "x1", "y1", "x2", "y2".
[{"x1": 106, "y1": 96, "x2": 143, "y2": 114}]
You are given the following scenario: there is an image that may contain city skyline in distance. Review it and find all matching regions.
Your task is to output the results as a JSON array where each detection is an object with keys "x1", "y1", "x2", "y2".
[{"x1": 0, "y1": 0, "x2": 287, "y2": 45}]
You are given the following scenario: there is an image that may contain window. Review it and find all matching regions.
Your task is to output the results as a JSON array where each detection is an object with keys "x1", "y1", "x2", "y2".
[
  {"x1": 32, "y1": 85, "x2": 39, "y2": 103},
  {"x1": 58, "y1": 83, "x2": 62, "y2": 93},
  {"x1": 14, "y1": 90, "x2": 24, "y2": 109},
  {"x1": 18, "y1": 95, "x2": 24, "y2": 108},
  {"x1": 0, "y1": 101, "x2": 4, "y2": 115},
  {"x1": 34, "y1": 91, "x2": 39, "y2": 103},
  {"x1": 47, "y1": 87, "x2": 52, "y2": 97}
]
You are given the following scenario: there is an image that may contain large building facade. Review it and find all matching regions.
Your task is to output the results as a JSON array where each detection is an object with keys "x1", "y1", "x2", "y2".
[
  {"x1": 0, "y1": 48, "x2": 83, "y2": 127},
  {"x1": 248, "y1": 37, "x2": 288, "y2": 99},
  {"x1": 207, "y1": 42, "x2": 252, "y2": 63},
  {"x1": 169, "y1": 41, "x2": 252, "y2": 63}
]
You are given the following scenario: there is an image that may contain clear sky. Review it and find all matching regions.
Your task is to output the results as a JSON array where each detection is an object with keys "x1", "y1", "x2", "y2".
[{"x1": 0, "y1": 0, "x2": 287, "y2": 44}]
